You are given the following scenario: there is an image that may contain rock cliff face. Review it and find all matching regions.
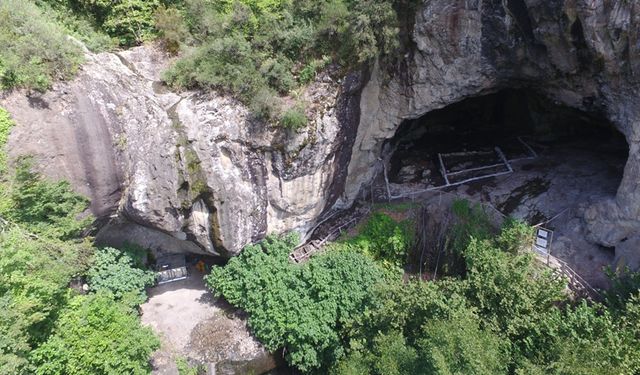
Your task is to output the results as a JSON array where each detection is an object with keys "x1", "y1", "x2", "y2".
[
  {"x1": 1, "y1": 46, "x2": 363, "y2": 256},
  {"x1": 343, "y1": 0, "x2": 640, "y2": 267},
  {"x1": 2, "y1": 0, "x2": 639, "y2": 263}
]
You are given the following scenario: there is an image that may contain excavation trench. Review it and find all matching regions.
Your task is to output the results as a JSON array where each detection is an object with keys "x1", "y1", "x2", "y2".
[{"x1": 371, "y1": 89, "x2": 628, "y2": 288}]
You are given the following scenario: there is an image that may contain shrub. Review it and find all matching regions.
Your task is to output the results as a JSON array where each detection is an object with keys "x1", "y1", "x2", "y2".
[
  {"x1": 346, "y1": 212, "x2": 414, "y2": 269},
  {"x1": 0, "y1": 108, "x2": 14, "y2": 175},
  {"x1": 87, "y1": 246, "x2": 155, "y2": 305},
  {"x1": 260, "y1": 57, "x2": 295, "y2": 94},
  {"x1": 163, "y1": 33, "x2": 268, "y2": 101},
  {"x1": 495, "y1": 218, "x2": 534, "y2": 255},
  {"x1": 3, "y1": 158, "x2": 90, "y2": 240},
  {"x1": 206, "y1": 234, "x2": 385, "y2": 372},
  {"x1": 0, "y1": 0, "x2": 84, "y2": 91},
  {"x1": 298, "y1": 56, "x2": 330, "y2": 85},
  {"x1": 280, "y1": 105, "x2": 307, "y2": 130},
  {"x1": 31, "y1": 292, "x2": 159, "y2": 375},
  {"x1": 154, "y1": 5, "x2": 189, "y2": 55},
  {"x1": 248, "y1": 87, "x2": 279, "y2": 121}
]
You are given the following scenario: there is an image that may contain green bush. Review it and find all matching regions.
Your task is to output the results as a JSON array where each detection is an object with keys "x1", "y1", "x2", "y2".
[
  {"x1": 3, "y1": 158, "x2": 90, "y2": 240},
  {"x1": 0, "y1": 108, "x2": 14, "y2": 175},
  {"x1": 87, "y1": 246, "x2": 155, "y2": 305},
  {"x1": 605, "y1": 267, "x2": 640, "y2": 312},
  {"x1": 298, "y1": 57, "x2": 330, "y2": 84},
  {"x1": 154, "y1": 5, "x2": 189, "y2": 55},
  {"x1": 206, "y1": 234, "x2": 385, "y2": 372},
  {"x1": 346, "y1": 212, "x2": 413, "y2": 269},
  {"x1": 0, "y1": 0, "x2": 84, "y2": 91},
  {"x1": 31, "y1": 292, "x2": 159, "y2": 375},
  {"x1": 163, "y1": 33, "x2": 268, "y2": 101},
  {"x1": 280, "y1": 105, "x2": 308, "y2": 130}
]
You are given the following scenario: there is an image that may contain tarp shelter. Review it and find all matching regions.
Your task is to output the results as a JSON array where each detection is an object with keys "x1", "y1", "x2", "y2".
[{"x1": 155, "y1": 254, "x2": 188, "y2": 285}]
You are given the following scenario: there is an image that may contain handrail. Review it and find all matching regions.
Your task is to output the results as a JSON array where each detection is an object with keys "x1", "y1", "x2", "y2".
[{"x1": 290, "y1": 206, "x2": 371, "y2": 263}]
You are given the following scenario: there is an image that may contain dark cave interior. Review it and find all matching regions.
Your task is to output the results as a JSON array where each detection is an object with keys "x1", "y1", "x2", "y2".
[{"x1": 386, "y1": 89, "x2": 628, "y2": 189}]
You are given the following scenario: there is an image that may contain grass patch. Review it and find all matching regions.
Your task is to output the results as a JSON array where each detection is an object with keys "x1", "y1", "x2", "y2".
[{"x1": 0, "y1": 0, "x2": 84, "y2": 91}]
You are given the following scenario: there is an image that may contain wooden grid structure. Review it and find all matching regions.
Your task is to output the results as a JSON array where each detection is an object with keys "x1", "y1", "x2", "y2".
[
  {"x1": 389, "y1": 137, "x2": 538, "y2": 200},
  {"x1": 290, "y1": 137, "x2": 539, "y2": 264}
]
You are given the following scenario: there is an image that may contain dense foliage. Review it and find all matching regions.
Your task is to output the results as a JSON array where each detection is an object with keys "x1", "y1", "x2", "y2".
[
  {"x1": 2, "y1": 158, "x2": 91, "y2": 240},
  {"x1": 344, "y1": 211, "x2": 414, "y2": 269},
  {"x1": 0, "y1": 0, "x2": 84, "y2": 91},
  {"x1": 161, "y1": 0, "x2": 419, "y2": 122},
  {"x1": 87, "y1": 246, "x2": 156, "y2": 305},
  {"x1": 0, "y1": 107, "x2": 159, "y2": 374},
  {"x1": 0, "y1": 109, "x2": 13, "y2": 175},
  {"x1": 0, "y1": 228, "x2": 92, "y2": 374},
  {"x1": 5, "y1": 0, "x2": 418, "y2": 123},
  {"x1": 31, "y1": 292, "x2": 159, "y2": 375},
  {"x1": 331, "y1": 211, "x2": 640, "y2": 375},
  {"x1": 49, "y1": 0, "x2": 161, "y2": 46},
  {"x1": 206, "y1": 234, "x2": 385, "y2": 371},
  {"x1": 208, "y1": 203, "x2": 640, "y2": 374}
]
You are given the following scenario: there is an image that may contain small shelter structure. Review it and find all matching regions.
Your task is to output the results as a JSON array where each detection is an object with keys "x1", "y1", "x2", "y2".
[{"x1": 155, "y1": 254, "x2": 188, "y2": 285}]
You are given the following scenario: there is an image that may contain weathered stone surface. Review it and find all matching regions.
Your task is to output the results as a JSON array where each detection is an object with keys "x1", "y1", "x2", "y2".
[
  {"x1": 1, "y1": 1, "x2": 639, "y2": 265},
  {"x1": 342, "y1": 0, "x2": 640, "y2": 265},
  {"x1": 1, "y1": 44, "x2": 359, "y2": 256}
]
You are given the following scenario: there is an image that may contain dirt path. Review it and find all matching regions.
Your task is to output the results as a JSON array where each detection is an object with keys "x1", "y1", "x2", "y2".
[
  {"x1": 140, "y1": 268, "x2": 276, "y2": 375},
  {"x1": 141, "y1": 269, "x2": 216, "y2": 374}
]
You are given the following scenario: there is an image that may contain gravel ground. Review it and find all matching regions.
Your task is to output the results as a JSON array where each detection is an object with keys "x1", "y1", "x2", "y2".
[{"x1": 141, "y1": 268, "x2": 276, "y2": 375}]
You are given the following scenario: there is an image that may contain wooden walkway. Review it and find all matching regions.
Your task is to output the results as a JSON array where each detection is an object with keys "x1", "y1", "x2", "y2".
[{"x1": 290, "y1": 205, "x2": 370, "y2": 263}]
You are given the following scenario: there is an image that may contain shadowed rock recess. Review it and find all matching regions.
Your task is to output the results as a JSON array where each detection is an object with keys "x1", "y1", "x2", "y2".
[{"x1": 1, "y1": 1, "x2": 639, "y2": 266}]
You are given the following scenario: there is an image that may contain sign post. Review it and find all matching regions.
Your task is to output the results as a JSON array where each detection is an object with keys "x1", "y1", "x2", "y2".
[{"x1": 534, "y1": 227, "x2": 553, "y2": 265}]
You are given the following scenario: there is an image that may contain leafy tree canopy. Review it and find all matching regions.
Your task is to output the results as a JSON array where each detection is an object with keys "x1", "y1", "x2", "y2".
[{"x1": 31, "y1": 292, "x2": 160, "y2": 375}]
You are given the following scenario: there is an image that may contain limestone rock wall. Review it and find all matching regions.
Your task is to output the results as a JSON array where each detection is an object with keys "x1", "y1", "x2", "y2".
[
  {"x1": 343, "y1": 0, "x2": 640, "y2": 261},
  {"x1": 1, "y1": 46, "x2": 362, "y2": 256},
  {"x1": 1, "y1": 1, "x2": 638, "y2": 261}
]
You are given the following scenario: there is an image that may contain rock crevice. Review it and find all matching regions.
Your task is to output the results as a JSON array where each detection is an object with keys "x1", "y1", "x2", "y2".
[{"x1": 1, "y1": 1, "x2": 638, "y2": 265}]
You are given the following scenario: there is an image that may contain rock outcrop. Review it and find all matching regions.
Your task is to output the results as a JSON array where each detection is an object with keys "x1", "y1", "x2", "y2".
[
  {"x1": 343, "y1": 0, "x2": 640, "y2": 266},
  {"x1": 2, "y1": 1, "x2": 639, "y2": 265},
  {"x1": 1, "y1": 45, "x2": 363, "y2": 256}
]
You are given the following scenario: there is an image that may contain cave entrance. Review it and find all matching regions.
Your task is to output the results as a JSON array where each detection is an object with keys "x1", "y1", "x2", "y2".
[
  {"x1": 381, "y1": 89, "x2": 628, "y2": 288},
  {"x1": 382, "y1": 89, "x2": 628, "y2": 203}
]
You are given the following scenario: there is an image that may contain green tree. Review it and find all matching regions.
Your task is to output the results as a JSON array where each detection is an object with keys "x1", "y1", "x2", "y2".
[
  {"x1": 206, "y1": 234, "x2": 385, "y2": 372},
  {"x1": 31, "y1": 292, "x2": 159, "y2": 375},
  {"x1": 69, "y1": 0, "x2": 161, "y2": 46},
  {"x1": 416, "y1": 314, "x2": 508, "y2": 375},
  {"x1": 3, "y1": 158, "x2": 90, "y2": 240},
  {"x1": 0, "y1": 228, "x2": 92, "y2": 375},
  {"x1": 87, "y1": 246, "x2": 155, "y2": 305}
]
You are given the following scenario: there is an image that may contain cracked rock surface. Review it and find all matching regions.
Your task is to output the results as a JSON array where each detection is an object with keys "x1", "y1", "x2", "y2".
[
  {"x1": 2, "y1": 1, "x2": 639, "y2": 265},
  {"x1": 1, "y1": 45, "x2": 361, "y2": 256}
]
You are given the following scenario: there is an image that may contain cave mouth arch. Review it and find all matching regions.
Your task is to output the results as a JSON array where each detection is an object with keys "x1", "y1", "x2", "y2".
[
  {"x1": 382, "y1": 88, "x2": 628, "y2": 201},
  {"x1": 376, "y1": 88, "x2": 628, "y2": 287}
]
